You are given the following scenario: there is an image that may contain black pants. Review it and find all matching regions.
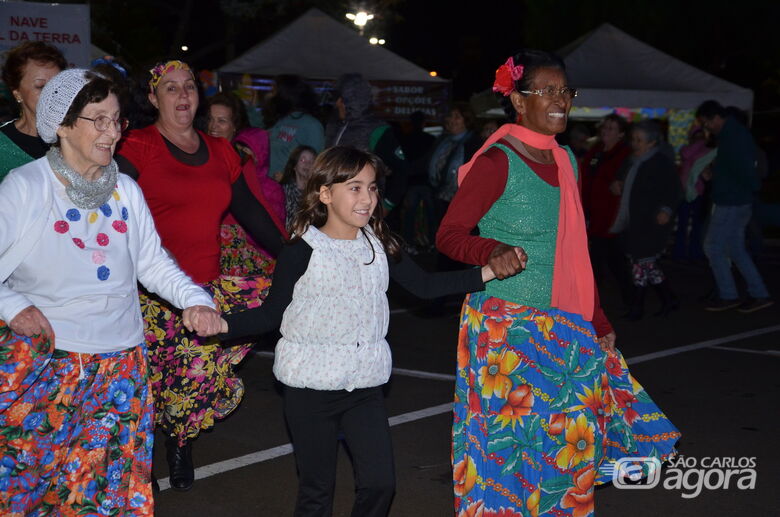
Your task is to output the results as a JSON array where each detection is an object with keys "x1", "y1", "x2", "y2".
[
  {"x1": 590, "y1": 235, "x2": 632, "y2": 302},
  {"x1": 284, "y1": 386, "x2": 396, "y2": 517}
]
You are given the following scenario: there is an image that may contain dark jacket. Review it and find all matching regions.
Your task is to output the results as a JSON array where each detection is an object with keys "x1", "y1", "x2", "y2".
[
  {"x1": 426, "y1": 130, "x2": 482, "y2": 201},
  {"x1": 325, "y1": 74, "x2": 409, "y2": 207},
  {"x1": 401, "y1": 129, "x2": 436, "y2": 186},
  {"x1": 712, "y1": 117, "x2": 759, "y2": 206},
  {"x1": 620, "y1": 152, "x2": 683, "y2": 258}
]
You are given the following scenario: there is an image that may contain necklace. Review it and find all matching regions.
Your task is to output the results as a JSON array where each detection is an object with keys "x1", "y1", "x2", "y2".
[{"x1": 47, "y1": 147, "x2": 118, "y2": 209}]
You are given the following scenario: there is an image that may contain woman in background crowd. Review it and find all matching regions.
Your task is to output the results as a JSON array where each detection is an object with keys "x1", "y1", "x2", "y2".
[
  {"x1": 581, "y1": 113, "x2": 633, "y2": 303},
  {"x1": 279, "y1": 144, "x2": 317, "y2": 227},
  {"x1": 325, "y1": 73, "x2": 410, "y2": 220},
  {"x1": 265, "y1": 74, "x2": 324, "y2": 180},
  {"x1": 0, "y1": 41, "x2": 66, "y2": 179},
  {"x1": 207, "y1": 91, "x2": 287, "y2": 272},
  {"x1": 611, "y1": 120, "x2": 682, "y2": 319},
  {"x1": 427, "y1": 102, "x2": 482, "y2": 232},
  {"x1": 673, "y1": 126, "x2": 710, "y2": 261},
  {"x1": 116, "y1": 60, "x2": 284, "y2": 491}
]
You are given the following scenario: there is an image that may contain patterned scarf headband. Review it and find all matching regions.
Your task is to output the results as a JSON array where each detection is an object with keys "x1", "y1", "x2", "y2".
[{"x1": 148, "y1": 60, "x2": 193, "y2": 90}]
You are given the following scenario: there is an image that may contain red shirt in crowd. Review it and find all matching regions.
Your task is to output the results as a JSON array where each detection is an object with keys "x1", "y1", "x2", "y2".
[
  {"x1": 118, "y1": 125, "x2": 241, "y2": 283},
  {"x1": 580, "y1": 141, "x2": 632, "y2": 238}
]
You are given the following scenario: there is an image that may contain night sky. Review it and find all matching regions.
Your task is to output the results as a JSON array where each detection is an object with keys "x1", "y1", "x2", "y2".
[
  {"x1": 386, "y1": 0, "x2": 779, "y2": 111},
  {"x1": 385, "y1": 0, "x2": 527, "y2": 100},
  {"x1": 86, "y1": 0, "x2": 779, "y2": 113}
]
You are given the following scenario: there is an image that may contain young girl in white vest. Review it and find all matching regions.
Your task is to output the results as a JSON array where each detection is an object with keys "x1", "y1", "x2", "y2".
[{"x1": 219, "y1": 146, "x2": 521, "y2": 516}]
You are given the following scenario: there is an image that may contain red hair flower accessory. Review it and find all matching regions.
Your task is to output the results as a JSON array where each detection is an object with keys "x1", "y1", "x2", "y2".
[{"x1": 492, "y1": 57, "x2": 524, "y2": 97}]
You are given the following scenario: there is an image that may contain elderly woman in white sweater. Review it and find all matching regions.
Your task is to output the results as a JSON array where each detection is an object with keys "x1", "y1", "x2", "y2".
[{"x1": 0, "y1": 69, "x2": 222, "y2": 516}]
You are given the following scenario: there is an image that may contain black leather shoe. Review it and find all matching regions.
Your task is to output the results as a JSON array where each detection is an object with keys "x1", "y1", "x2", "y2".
[{"x1": 166, "y1": 438, "x2": 194, "y2": 491}]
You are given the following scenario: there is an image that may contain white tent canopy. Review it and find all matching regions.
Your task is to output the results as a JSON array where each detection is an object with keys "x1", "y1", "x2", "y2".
[
  {"x1": 561, "y1": 23, "x2": 753, "y2": 112},
  {"x1": 220, "y1": 8, "x2": 445, "y2": 83}
]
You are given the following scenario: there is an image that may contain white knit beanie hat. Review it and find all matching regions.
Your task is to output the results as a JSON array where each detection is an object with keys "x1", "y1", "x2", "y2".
[{"x1": 36, "y1": 68, "x2": 91, "y2": 143}]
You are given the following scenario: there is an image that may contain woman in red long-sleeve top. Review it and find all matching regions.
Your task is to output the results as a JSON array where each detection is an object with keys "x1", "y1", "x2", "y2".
[
  {"x1": 437, "y1": 49, "x2": 679, "y2": 517},
  {"x1": 580, "y1": 114, "x2": 632, "y2": 303},
  {"x1": 116, "y1": 61, "x2": 284, "y2": 492}
]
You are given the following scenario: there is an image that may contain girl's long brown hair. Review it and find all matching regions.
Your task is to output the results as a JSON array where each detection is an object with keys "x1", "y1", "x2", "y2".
[
  {"x1": 280, "y1": 144, "x2": 317, "y2": 185},
  {"x1": 289, "y1": 146, "x2": 401, "y2": 262}
]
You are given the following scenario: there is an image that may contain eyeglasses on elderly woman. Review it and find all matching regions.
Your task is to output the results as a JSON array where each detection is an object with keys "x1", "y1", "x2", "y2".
[
  {"x1": 519, "y1": 86, "x2": 578, "y2": 100},
  {"x1": 77, "y1": 115, "x2": 129, "y2": 133}
]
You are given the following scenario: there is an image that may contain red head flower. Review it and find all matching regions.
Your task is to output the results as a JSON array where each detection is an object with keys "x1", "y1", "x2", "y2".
[{"x1": 492, "y1": 57, "x2": 524, "y2": 97}]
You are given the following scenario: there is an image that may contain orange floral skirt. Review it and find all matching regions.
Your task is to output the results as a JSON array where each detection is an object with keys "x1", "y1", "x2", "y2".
[{"x1": 0, "y1": 331, "x2": 154, "y2": 516}]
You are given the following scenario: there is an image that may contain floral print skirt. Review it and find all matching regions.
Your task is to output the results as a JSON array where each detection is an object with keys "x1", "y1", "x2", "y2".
[
  {"x1": 0, "y1": 329, "x2": 153, "y2": 516},
  {"x1": 141, "y1": 225, "x2": 273, "y2": 445},
  {"x1": 452, "y1": 292, "x2": 680, "y2": 517},
  {"x1": 630, "y1": 256, "x2": 665, "y2": 287},
  {"x1": 219, "y1": 223, "x2": 276, "y2": 278}
]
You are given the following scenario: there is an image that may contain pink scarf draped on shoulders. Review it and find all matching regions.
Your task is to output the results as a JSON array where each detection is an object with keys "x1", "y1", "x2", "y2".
[
  {"x1": 233, "y1": 128, "x2": 288, "y2": 237},
  {"x1": 458, "y1": 123, "x2": 594, "y2": 320}
]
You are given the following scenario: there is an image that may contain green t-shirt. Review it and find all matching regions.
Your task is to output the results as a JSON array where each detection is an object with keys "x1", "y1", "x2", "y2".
[
  {"x1": 0, "y1": 130, "x2": 35, "y2": 182},
  {"x1": 268, "y1": 112, "x2": 325, "y2": 178}
]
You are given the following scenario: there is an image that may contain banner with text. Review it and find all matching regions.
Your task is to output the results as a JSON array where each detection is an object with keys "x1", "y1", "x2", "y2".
[
  {"x1": 219, "y1": 73, "x2": 452, "y2": 123},
  {"x1": 371, "y1": 81, "x2": 451, "y2": 122},
  {"x1": 0, "y1": 2, "x2": 91, "y2": 68}
]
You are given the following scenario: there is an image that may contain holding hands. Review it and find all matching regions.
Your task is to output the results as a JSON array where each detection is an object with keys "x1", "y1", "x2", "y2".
[
  {"x1": 485, "y1": 243, "x2": 528, "y2": 281},
  {"x1": 182, "y1": 305, "x2": 226, "y2": 337}
]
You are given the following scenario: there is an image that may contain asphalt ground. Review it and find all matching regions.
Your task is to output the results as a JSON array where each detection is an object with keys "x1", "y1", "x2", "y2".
[{"x1": 151, "y1": 246, "x2": 780, "y2": 517}]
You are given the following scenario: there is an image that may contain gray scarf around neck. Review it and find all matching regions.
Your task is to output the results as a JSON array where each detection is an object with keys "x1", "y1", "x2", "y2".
[
  {"x1": 610, "y1": 146, "x2": 659, "y2": 234},
  {"x1": 47, "y1": 147, "x2": 118, "y2": 209}
]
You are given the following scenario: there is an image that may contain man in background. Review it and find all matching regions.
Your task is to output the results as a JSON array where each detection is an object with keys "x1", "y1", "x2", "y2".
[{"x1": 696, "y1": 100, "x2": 772, "y2": 312}]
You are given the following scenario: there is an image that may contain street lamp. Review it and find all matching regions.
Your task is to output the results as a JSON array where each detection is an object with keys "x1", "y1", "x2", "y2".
[
  {"x1": 181, "y1": 45, "x2": 189, "y2": 52},
  {"x1": 346, "y1": 11, "x2": 374, "y2": 35}
]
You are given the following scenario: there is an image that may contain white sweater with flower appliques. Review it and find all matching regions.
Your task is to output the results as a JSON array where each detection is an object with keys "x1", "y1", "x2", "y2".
[{"x1": 0, "y1": 157, "x2": 215, "y2": 353}]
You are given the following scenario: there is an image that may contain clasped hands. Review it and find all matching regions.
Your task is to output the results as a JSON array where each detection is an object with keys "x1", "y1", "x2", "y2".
[
  {"x1": 182, "y1": 305, "x2": 228, "y2": 337},
  {"x1": 9, "y1": 305, "x2": 225, "y2": 351},
  {"x1": 483, "y1": 243, "x2": 528, "y2": 281}
]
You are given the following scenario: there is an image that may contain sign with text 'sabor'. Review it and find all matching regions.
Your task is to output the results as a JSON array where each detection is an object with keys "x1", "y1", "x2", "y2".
[{"x1": 0, "y1": 2, "x2": 90, "y2": 68}]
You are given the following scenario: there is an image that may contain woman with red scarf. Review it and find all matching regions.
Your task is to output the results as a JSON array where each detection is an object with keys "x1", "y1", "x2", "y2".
[{"x1": 437, "y1": 50, "x2": 680, "y2": 516}]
